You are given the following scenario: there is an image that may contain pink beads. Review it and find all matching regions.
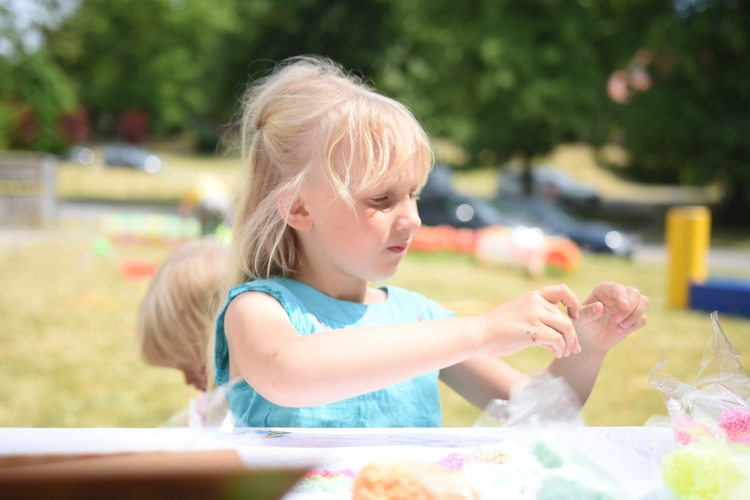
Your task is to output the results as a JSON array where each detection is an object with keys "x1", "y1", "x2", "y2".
[{"x1": 718, "y1": 407, "x2": 750, "y2": 444}]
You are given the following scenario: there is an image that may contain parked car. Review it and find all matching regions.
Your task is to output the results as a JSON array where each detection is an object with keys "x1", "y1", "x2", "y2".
[
  {"x1": 418, "y1": 191, "x2": 518, "y2": 230},
  {"x1": 419, "y1": 165, "x2": 526, "y2": 229},
  {"x1": 415, "y1": 173, "x2": 581, "y2": 276},
  {"x1": 496, "y1": 164, "x2": 601, "y2": 212},
  {"x1": 103, "y1": 142, "x2": 163, "y2": 174},
  {"x1": 492, "y1": 195, "x2": 640, "y2": 257},
  {"x1": 66, "y1": 145, "x2": 95, "y2": 166}
]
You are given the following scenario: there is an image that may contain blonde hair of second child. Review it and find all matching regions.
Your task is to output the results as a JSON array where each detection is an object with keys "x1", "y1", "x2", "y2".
[{"x1": 138, "y1": 238, "x2": 227, "y2": 392}]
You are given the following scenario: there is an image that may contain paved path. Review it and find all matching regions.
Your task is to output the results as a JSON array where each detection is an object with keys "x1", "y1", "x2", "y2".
[{"x1": 636, "y1": 243, "x2": 750, "y2": 270}]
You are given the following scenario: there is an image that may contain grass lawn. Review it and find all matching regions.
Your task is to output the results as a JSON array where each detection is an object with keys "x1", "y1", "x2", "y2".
[{"x1": 2, "y1": 141, "x2": 748, "y2": 428}]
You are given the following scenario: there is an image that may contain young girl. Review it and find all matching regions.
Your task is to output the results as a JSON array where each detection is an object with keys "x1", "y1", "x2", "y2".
[
  {"x1": 212, "y1": 56, "x2": 649, "y2": 427},
  {"x1": 138, "y1": 238, "x2": 228, "y2": 392}
]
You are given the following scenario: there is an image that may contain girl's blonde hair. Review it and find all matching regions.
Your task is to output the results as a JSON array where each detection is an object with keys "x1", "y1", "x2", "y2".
[
  {"x1": 228, "y1": 55, "x2": 434, "y2": 287},
  {"x1": 137, "y1": 238, "x2": 227, "y2": 375}
]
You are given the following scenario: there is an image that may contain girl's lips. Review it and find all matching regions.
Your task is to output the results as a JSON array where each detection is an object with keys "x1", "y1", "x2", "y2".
[{"x1": 388, "y1": 243, "x2": 409, "y2": 253}]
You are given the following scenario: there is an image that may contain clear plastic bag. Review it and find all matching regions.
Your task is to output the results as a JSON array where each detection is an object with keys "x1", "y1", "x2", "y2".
[
  {"x1": 162, "y1": 376, "x2": 240, "y2": 432},
  {"x1": 473, "y1": 370, "x2": 583, "y2": 428},
  {"x1": 649, "y1": 311, "x2": 750, "y2": 498},
  {"x1": 472, "y1": 372, "x2": 629, "y2": 498},
  {"x1": 650, "y1": 311, "x2": 750, "y2": 427}
]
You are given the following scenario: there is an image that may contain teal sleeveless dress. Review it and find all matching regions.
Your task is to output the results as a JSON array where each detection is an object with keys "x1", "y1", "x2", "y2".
[{"x1": 214, "y1": 277, "x2": 455, "y2": 427}]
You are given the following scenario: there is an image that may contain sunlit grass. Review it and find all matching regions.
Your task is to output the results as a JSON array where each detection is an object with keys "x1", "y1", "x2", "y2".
[
  {"x1": 2, "y1": 223, "x2": 748, "y2": 428},
  {"x1": 0, "y1": 228, "x2": 197, "y2": 427},
  {"x1": 3, "y1": 141, "x2": 748, "y2": 428}
]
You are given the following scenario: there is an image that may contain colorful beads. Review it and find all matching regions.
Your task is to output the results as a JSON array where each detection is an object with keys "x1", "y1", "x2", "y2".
[
  {"x1": 662, "y1": 442, "x2": 744, "y2": 499},
  {"x1": 533, "y1": 441, "x2": 564, "y2": 469},
  {"x1": 718, "y1": 407, "x2": 750, "y2": 444},
  {"x1": 471, "y1": 444, "x2": 513, "y2": 464},
  {"x1": 294, "y1": 468, "x2": 356, "y2": 494}
]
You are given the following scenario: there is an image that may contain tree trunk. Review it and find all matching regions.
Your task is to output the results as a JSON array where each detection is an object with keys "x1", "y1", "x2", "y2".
[
  {"x1": 717, "y1": 179, "x2": 749, "y2": 227},
  {"x1": 521, "y1": 156, "x2": 533, "y2": 197}
]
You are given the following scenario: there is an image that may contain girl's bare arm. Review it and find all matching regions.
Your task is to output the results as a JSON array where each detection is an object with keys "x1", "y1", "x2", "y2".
[{"x1": 224, "y1": 284, "x2": 580, "y2": 407}]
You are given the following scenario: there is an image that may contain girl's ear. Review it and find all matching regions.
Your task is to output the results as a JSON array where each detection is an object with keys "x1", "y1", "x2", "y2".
[{"x1": 278, "y1": 194, "x2": 312, "y2": 231}]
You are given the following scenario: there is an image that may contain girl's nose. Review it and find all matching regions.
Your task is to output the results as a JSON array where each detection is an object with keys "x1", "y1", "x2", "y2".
[{"x1": 398, "y1": 199, "x2": 421, "y2": 232}]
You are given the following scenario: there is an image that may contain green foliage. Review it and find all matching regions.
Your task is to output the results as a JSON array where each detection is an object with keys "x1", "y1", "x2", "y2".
[
  {"x1": 0, "y1": 101, "x2": 14, "y2": 150},
  {"x1": 45, "y1": 0, "x2": 238, "y2": 135},
  {"x1": 608, "y1": 0, "x2": 750, "y2": 222},
  {"x1": 6, "y1": 51, "x2": 77, "y2": 153},
  {"x1": 43, "y1": 0, "x2": 396, "y2": 139},
  {"x1": 212, "y1": 0, "x2": 397, "y2": 129},
  {"x1": 383, "y1": 0, "x2": 612, "y2": 166},
  {"x1": 6, "y1": 0, "x2": 749, "y2": 217},
  {"x1": 615, "y1": 1, "x2": 750, "y2": 183}
]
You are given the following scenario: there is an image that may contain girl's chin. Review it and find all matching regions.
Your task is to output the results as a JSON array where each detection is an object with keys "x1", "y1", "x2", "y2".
[{"x1": 369, "y1": 268, "x2": 399, "y2": 282}]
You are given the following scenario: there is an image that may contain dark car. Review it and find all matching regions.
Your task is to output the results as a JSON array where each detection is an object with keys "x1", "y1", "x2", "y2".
[
  {"x1": 103, "y1": 142, "x2": 163, "y2": 174},
  {"x1": 493, "y1": 195, "x2": 640, "y2": 257},
  {"x1": 496, "y1": 164, "x2": 601, "y2": 213},
  {"x1": 418, "y1": 191, "x2": 518, "y2": 230},
  {"x1": 419, "y1": 165, "x2": 536, "y2": 230}
]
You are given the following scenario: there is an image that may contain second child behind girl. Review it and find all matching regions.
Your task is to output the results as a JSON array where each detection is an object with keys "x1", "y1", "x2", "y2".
[{"x1": 213, "y1": 56, "x2": 649, "y2": 427}]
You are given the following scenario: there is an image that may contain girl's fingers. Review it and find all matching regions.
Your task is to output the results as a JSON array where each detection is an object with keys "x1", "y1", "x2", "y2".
[
  {"x1": 577, "y1": 301, "x2": 604, "y2": 325},
  {"x1": 622, "y1": 314, "x2": 648, "y2": 334},
  {"x1": 617, "y1": 294, "x2": 650, "y2": 332},
  {"x1": 590, "y1": 282, "x2": 631, "y2": 312},
  {"x1": 537, "y1": 308, "x2": 580, "y2": 357},
  {"x1": 538, "y1": 284, "x2": 580, "y2": 319}
]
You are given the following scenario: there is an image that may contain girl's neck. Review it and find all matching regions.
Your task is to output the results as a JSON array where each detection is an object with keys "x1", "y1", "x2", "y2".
[{"x1": 290, "y1": 271, "x2": 386, "y2": 304}]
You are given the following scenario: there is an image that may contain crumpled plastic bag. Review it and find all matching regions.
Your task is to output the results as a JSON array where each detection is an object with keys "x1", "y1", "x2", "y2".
[
  {"x1": 473, "y1": 371, "x2": 629, "y2": 498},
  {"x1": 162, "y1": 376, "x2": 240, "y2": 432},
  {"x1": 649, "y1": 311, "x2": 750, "y2": 499},
  {"x1": 473, "y1": 370, "x2": 583, "y2": 428},
  {"x1": 650, "y1": 311, "x2": 750, "y2": 426}
]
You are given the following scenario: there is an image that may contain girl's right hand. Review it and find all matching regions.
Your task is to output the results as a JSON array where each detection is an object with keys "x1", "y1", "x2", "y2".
[{"x1": 477, "y1": 284, "x2": 581, "y2": 358}]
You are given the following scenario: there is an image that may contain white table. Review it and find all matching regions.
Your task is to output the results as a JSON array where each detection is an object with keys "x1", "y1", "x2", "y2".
[{"x1": 0, "y1": 426, "x2": 675, "y2": 499}]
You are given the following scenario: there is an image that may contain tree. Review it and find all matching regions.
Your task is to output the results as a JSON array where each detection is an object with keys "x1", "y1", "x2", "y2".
[
  {"x1": 42, "y1": 0, "x2": 396, "y2": 149},
  {"x1": 43, "y1": 0, "x2": 237, "y2": 137},
  {"x1": 207, "y1": 0, "x2": 397, "y2": 149},
  {"x1": 382, "y1": 0, "x2": 614, "y2": 180},
  {"x1": 607, "y1": 0, "x2": 750, "y2": 224},
  {"x1": 2, "y1": 51, "x2": 77, "y2": 153}
]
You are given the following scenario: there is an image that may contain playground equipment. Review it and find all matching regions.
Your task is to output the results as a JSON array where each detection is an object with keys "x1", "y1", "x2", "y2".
[
  {"x1": 666, "y1": 206, "x2": 711, "y2": 309},
  {"x1": 666, "y1": 205, "x2": 750, "y2": 319},
  {"x1": 690, "y1": 279, "x2": 750, "y2": 318}
]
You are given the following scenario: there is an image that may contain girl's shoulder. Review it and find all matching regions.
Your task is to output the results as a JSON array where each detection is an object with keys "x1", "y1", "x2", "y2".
[
  {"x1": 228, "y1": 277, "x2": 302, "y2": 307},
  {"x1": 382, "y1": 285, "x2": 455, "y2": 320}
]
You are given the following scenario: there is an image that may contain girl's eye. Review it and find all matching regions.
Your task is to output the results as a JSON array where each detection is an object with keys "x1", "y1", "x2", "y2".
[{"x1": 370, "y1": 196, "x2": 390, "y2": 206}]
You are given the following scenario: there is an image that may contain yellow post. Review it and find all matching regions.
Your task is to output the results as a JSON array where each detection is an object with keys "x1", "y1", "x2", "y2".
[{"x1": 666, "y1": 206, "x2": 711, "y2": 308}]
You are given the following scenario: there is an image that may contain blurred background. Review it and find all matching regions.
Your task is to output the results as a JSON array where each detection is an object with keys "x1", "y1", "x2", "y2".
[{"x1": 1, "y1": 0, "x2": 748, "y2": 428}]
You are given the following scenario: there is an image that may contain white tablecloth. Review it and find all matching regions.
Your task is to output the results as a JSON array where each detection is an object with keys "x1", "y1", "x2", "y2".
[{"x1": 0, "y1": 426, "x2": 675, "y2": 499}]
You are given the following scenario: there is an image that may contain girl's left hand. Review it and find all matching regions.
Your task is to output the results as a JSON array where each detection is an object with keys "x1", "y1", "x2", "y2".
[{"x1": 572, "y1": 282, "x2": 649, "y2": 352}]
